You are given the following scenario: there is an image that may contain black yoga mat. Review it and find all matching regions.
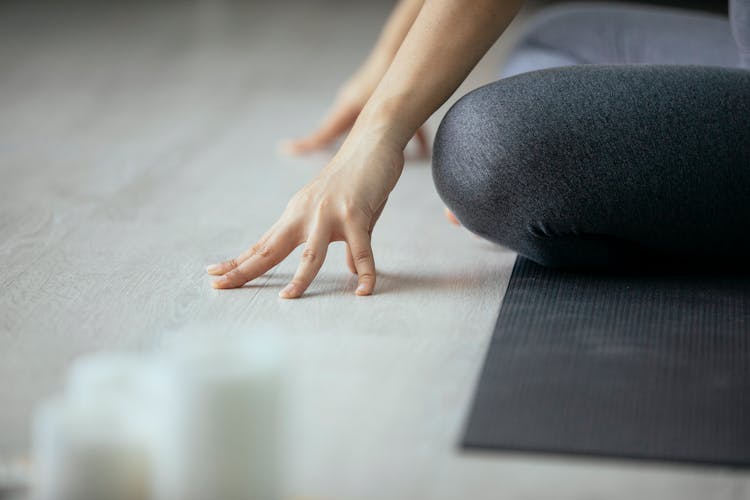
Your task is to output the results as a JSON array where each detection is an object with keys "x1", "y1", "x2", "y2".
[{"x1": 463, "y1": 257, "x2": 750, "y2": 466}]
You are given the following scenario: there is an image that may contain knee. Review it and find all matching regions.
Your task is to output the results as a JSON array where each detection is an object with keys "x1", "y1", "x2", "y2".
[
  {"x1": 431, "y1": 76, "x2": 605, "y2": 268},
  {"x1": 431, "y1": 83, "x2": 544, "y2": 249},
  {"x1": 432, "y1": 94, "x2": 612, "y2": 270}
]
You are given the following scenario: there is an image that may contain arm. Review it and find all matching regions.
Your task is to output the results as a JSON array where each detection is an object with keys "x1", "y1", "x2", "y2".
[
  {"x1": 209, "y1": 0, "x2": 522, "y2": 298},
  {"x1": 353, "y1": 0, "x2": 522, "y2": 151},
  {"x1": 362, "y1": 0, "x2": 426, "y2": 80},
  {"x1": 283, "y1": 0, "x2": 425, "y2": 154}
]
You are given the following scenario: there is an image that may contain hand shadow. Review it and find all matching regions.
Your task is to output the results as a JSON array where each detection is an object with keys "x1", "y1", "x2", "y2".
[{"x1": 265, "y1": 268, "x2": 493, "y2": 298}]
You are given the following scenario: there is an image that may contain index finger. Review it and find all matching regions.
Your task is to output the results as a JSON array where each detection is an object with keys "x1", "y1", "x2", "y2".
[
  {"x1": 206, "y1": 222, "x2": 280, "y2": 276},
  {"x1": 212, "y1": 227, "x2": 299, "y2": 289}
]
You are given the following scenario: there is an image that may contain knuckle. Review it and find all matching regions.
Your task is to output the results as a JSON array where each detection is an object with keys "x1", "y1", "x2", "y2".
[
  {"x1": 358, "y1": 272, "x2": 375, "y2": 282},
  {"x1": 313, "y1": 200, "x2": 332, "y2": 219},
  {"x1": 226, "y1": 269, "x2": 242, "y2": 280},
  {"x1": 301, "y1": 248, "x2": 318, "y2": 262},
  {"x1": 353, "y1": 248, "x2": 372, "y2": 263},
  {"x1": 341, "y1": 204, "x2": 364, "y2": 222},
  {"x1": 318, "y1": 197, "x2": 332, "y2": 210},
  {"x1": 298, "y1": 191, "x2": 314, "y2": 205},
  {"x1": 252, "y1": 243, "x2": 273, "y2": 259},
  {"x1": 225, "y1": 258, "x2": 238, "y2": 269}
]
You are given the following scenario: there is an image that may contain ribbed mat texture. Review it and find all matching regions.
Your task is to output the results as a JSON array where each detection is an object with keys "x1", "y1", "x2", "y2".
[{"x1": 463, "y1": 257, "x2": 750, "y2": 466}]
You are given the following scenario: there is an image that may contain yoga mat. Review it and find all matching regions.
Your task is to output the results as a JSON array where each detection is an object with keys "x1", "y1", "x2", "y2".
[{"x1": 463, "y1": 257, "x2": 750, "y2": 466}]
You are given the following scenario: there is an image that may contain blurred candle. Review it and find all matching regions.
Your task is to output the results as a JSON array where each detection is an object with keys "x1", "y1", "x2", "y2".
[
  {"x1": 31, "y1": 396, "x2": 150, "y2": 500},
  {"x1": 31, "y1": 352, "x2": 160, "y2": 500},
  {"x1": 151, "y1": 333, "x2": 284, "y2": 500},
  {"x1": 66, "y1": 352, "x2": 161, "y2": 407}
]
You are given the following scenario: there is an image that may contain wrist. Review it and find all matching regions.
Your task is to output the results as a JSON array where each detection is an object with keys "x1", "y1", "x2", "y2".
[{"x1": 350, "y1": 95, "x2": 416, "y2": 151}]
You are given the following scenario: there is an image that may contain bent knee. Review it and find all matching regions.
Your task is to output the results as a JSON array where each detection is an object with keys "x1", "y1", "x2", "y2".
[
  {"x1": 430, "y1": 74, "x2": 620, "y2": 266},
  {"x1": 431, "y1": 81, "x2": 556, "y2": 244}
]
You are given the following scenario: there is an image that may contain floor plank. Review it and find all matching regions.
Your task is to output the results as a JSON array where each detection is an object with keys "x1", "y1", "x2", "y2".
[{"x1": 1, "y1": 1, "x2": 748, "y2": 498}]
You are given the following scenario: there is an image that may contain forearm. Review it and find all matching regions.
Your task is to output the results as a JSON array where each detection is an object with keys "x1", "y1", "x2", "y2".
[
  {"x1": 352, "y1": 0, "x2": 522, "y2": 150},
  {"x1": 364, "y1": 0, "x2": 426, "y2": 75}
]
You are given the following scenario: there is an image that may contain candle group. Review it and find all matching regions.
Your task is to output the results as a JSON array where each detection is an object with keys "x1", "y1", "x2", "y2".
[{"x1": 31, "y1": 333, "x2": 285, "y2": 500}]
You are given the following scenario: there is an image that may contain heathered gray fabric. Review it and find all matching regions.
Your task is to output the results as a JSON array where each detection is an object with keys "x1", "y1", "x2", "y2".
[
  {"x1": 432, "y1": 65, "x2": 750, "y2": 270},
  {"x1": 431, "y1": 2, "x2": 750, "y2": 271},
  {"x1": 501, "y1": 3, "x2": 742, "y2": 77},
  {"x1": 732, "y1": 0, "x2": 750, "y2": 67}
]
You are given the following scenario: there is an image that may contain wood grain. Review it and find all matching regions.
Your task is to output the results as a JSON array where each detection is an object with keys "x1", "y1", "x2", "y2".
[{"x1": 1, "y1": 1, "x2": 748, "y2": 499}]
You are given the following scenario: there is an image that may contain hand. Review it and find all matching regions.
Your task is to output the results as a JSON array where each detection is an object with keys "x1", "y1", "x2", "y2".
[
  {"x1": 207, "y1": 136, "x2": 404, "y2": 298},
  {"x1": 281, "y1": 65, "x2": 430, "y2": 158}
]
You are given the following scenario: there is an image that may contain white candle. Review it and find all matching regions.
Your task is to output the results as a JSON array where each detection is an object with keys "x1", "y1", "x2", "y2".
[
  {"x1": 151, "y1": 334, "x2": 284, "y2": 500},
  {"x1": 67, "y1": 352, "x2": 159, "y2": 403},
  {"x1": 31, "y1": 396, "x2": 150, "y2": 500},
  {"x1": 32, "y1": 352, "x2": 161, "y2": 500}
]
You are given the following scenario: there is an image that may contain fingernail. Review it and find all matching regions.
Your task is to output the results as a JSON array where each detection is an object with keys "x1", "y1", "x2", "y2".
[
  {"x1": 356, "y1": 283, "x2": 367, "y2": 294},
  {"x1": 206, "y1": 263, "x2": 221, "y2": 273},
  {"x1": 279, "y1": 283, "x2": 297, "y2": 298}
]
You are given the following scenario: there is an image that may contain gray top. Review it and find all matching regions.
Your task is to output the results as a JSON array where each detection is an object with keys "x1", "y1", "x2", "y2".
[{"x1": 732, "y1": 0, "x2": 750, "y2": 67}]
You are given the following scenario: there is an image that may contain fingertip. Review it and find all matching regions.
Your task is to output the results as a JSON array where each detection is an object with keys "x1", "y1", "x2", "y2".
[
  {"x1": 355, "y1": 283, "x2": 372, "y2": 296},
  {"x1": 279, "y1": 283, "x2": 300, "y2": 299},
  {"x1": 212, "y1": 274, "x2": 237, "y2": 289},
  {"x1": 279, "y1": 139, "x2": 300, "y2": 156},
  {"x1": 206, "y1": 263, "x2": 222, "y2": 275},
  {"x1": 284, "y1": 137, "x2": 321, "y2": 156}
]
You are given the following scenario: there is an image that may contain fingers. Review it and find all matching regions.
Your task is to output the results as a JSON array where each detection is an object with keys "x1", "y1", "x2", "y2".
[
  {"x1": 206, "y1": 246, "x2": 256, "y2": 276},
  {"x1": 346, "y1": 228, "x2": 376, "y2": 296},
  {"x1": 282, "y1": 105, "x2": 358, "y2": 155},
  {"x1": 206, "y1": 224, "x2": 279, "y2": 276},
  {"x1": 345, "y1": 196, "x2": 386, "y2": 275},
  {"x1": 279, "y1": 226, "x2": 330, "y2": 299},
  {"x1": 212, "y1": 229, "x2": 298, "y2": 289}
]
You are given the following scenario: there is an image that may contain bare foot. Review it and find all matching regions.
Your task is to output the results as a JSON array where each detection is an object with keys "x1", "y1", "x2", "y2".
[
  {"x1": 444, "y1": 206, "x2": 485, "y2": 241},
  {"x1": 444, "y1": 206, "x2": 460, "y2": 226}
]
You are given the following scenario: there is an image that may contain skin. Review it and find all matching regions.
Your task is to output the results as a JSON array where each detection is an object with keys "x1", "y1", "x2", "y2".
[
  {"x1": 207, "y1": 0, "x2": 522, "y2": 298},
  {"x1": 281, "y1": 0, "x2": 430, "y2": 157}
]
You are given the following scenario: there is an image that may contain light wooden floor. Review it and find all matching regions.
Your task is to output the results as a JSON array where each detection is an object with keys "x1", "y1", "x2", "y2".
[{"x1": 1, "y1": 1, "x2": 748, "y2": 498}]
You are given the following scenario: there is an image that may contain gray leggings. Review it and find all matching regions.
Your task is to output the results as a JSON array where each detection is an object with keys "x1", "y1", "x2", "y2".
[{"x1": 432, "y1": 3, "x2": 750, "y2": 271}]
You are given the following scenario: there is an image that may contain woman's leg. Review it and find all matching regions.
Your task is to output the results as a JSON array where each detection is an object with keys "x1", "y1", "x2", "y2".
[
  {"x1": 501, "y1": 2, "x2": 742, "y2": 77},
  {"x1": 432, "y1": 65, "x2": 750, "y2": 271}
]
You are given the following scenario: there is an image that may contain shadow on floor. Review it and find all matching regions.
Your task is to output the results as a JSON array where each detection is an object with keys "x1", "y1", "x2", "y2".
[{"x1": 263, "y1": 268, "x2": 503, "y2": 298}]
